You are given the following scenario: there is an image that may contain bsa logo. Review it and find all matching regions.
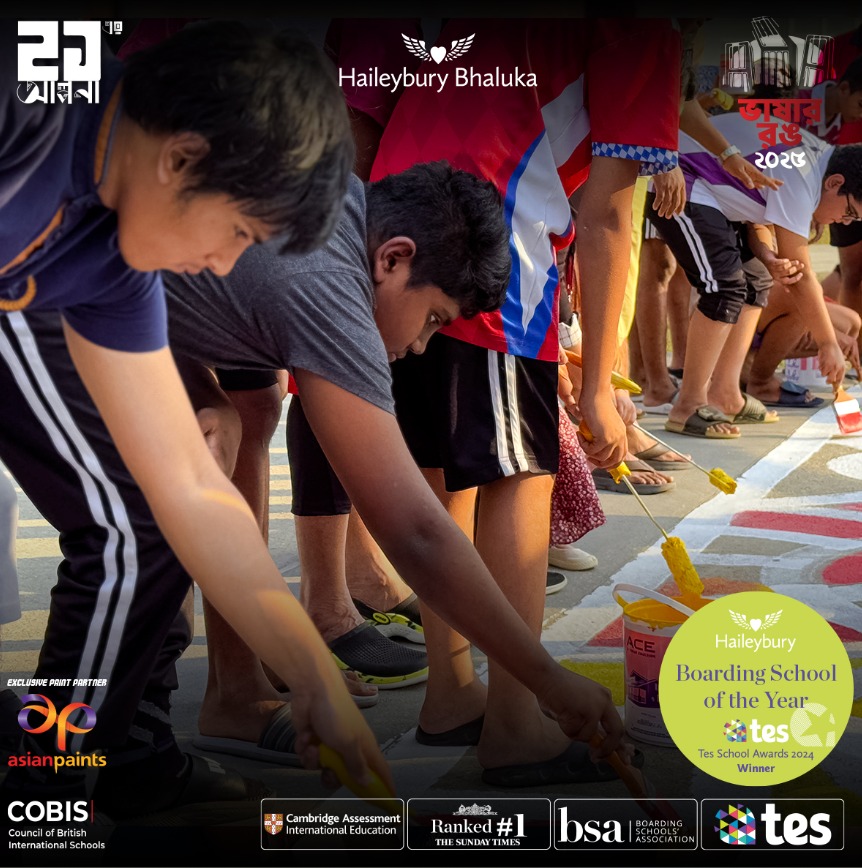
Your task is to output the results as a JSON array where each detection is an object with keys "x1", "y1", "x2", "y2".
[
  {"x1": 18, "y1": 694, "x2": 96, "y2": 751},
  {"x1": 402, "y1": 33, "x2": 475, "y2": 64},
  {"x1": 263, "y1": 813, "x2": 283, "y2": 836},
  {"x1": 17, "y1": 20, "x2": 102, "y2": 104}
]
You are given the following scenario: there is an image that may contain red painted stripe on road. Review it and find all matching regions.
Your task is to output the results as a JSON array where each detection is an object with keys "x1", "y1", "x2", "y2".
[
  {"x1": 731, "y1": 511, "x2": 862, "y2": 539},
  {"x1": 822, "y1": 555, "x2": 862, "y2": 585}
]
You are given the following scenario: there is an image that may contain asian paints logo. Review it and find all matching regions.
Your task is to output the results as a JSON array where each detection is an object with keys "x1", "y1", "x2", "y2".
[
  {"x1": 338, "y1": 32, "x2": 537, "y2": 95},
  {"x1": 18, "y1": 694, "x2": 96, "y2": 751},
  {"x1": 17, "y1": 20, "x2": 111, "y2": 104}
]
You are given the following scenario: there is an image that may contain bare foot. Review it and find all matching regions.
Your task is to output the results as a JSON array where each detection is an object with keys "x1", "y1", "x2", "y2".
[
  {"x1": 668, "y1": 402, "x2": 740, "y2": 437},
  {"x1": 478, "y1": 703, "x2": 572, "y2": 769},
  {"x1": 418, "y1": 679, "x2": 487, "y2": 736},
  {"x1": 304, "y1": 598, "x2": 366, "y2": 644},
  {"x1": 626, "y1": 426, "x2": 691, "y2": 466}
]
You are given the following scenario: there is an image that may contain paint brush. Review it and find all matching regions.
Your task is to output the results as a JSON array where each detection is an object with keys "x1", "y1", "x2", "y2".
[
  {"x1": 633, "y1": 424, "x2": 737, "y2": 495},
  {"x1": 832, "y1": 384, "x2": 862, "y2": 434},
  {"x1": 589, "y1": 736, "x2": 692, "y2": 829},
  {"x1": 564, "y1": 350, "x2": 642, "y2": 394},
  {"x1": 318, "y1": 743, "x2": 401, "y2": 816}
]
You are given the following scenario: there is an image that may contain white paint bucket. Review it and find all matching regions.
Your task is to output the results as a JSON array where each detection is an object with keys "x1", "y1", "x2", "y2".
[
  {"x1": 614, "y1": 583, "x2": 697, "y2": 747},
  {"x1": 784, "y1": 356, "x2": 828, "y2": 388}
]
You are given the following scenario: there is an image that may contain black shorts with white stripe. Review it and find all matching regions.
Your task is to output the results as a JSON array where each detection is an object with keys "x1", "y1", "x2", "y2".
[
  {"x1": 645, "y1": 192, "x2": 770, "y2": 324},
  {"x1": 392, "y1": 333, "x2": 559, "y2": 492},
  {"x1": 0, "y1": 310, "x2": 192, "y2": 759}
]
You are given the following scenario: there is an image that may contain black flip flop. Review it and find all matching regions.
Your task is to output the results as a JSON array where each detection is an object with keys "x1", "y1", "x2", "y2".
[{"x1": 481, "y1": 741, "x2": 645, "y2": 788}]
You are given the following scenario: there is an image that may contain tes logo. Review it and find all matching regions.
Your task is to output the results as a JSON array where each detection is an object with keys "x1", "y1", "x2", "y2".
[{"x1": 18, "y1": 694, "x2": 96, "y2": 751}]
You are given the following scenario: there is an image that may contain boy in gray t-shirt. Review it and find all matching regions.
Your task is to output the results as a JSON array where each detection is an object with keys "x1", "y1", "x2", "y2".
[{"x1": 164, "y1": 162, "x2": 636, "y2": 776}]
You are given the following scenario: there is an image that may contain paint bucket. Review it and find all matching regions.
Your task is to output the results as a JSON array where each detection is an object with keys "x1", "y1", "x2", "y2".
[
  {"x1": 784, "y1": 356, "x2": 828, "y2": 388},
  {"x1": 614, "y1": 583, "x2": 703, "y2": 747}
]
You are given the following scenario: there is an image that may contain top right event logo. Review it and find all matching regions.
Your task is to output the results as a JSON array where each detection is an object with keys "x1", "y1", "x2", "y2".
[
  {"x1": 722, "y1": 17, "x2": 833, "y2": 153},
  {"x1": 722, "y1": 17, "x2": 833, "y2": 93}
]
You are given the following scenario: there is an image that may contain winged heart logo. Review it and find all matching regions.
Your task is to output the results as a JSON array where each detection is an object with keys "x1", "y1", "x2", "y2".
[
  {"x1": 729, "y1": 610, "x2": 783, "y2": 632},
  {"x1": 402, "y1": 33, "x2": 475, "y2": 64}
]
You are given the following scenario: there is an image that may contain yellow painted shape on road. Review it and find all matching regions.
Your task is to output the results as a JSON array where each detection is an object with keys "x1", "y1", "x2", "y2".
[
  {"x1": 561, "y1": 660, "x2": 624, "y2": 707},
  {"x1": 269, "y1": 512, "x2": 295, "y2": 521},
  {"x1": 18, "y1": 519, "x2": 50, "y2": 527},
  {"x1": 270, "y1": 466, "x2": 291, "y2": 476},
  {"x1": 16, "y1": 538, "x2": 61, "y2": 559}
]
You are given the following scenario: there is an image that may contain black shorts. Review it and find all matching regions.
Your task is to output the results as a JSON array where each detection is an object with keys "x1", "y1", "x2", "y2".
[
  {"x1": 286, "y1": 395, "x2": 351, "y2": 516},
  {"x1": 391, "y1": 333, "x2": 559, "y2": 492},
  {"x1": 214, "y1": 368, "x2": 278, "y2": 391},
  {"x1": 646, "y1": 192, "x2": 771, "y2": 323},
  {"x1": 830, "y1": 220, "x2": 862, "y2": 249}
]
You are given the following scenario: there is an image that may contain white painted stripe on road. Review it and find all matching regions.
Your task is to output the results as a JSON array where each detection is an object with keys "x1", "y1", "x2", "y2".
[{"x1": 542, "y1": 405, "x2": 862, "y2": 644}]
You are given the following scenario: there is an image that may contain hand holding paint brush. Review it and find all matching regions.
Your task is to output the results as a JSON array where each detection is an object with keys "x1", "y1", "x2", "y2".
[{"x1": 633, "y1": 424, "x2": 737, "y2": 495}]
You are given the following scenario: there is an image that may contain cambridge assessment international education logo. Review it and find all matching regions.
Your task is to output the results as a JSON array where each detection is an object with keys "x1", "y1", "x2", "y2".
[{"x1": 264, "y1": 813, "x2": 284, "y2": 836}]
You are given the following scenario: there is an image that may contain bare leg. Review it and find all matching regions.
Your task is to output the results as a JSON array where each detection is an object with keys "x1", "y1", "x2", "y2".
[
  {"x1": 416, "y1": 470, "x2": 487, "y2": 734},
  {"x1": 668, "y1": 265, "x2": 691, "y2": 371},
  {"x1": 296, "y1": 513, "x2": 365, "y2": 643},
  {"x1": 745, "y1": 291, "x2": 807, "y2": 404},
  {"x1": 474, "y1": 473, "x2": 571, "y2": 768},
  {"x1": 634, "y1": 239, "x2": 679, "y2": 406},
  {"x1": 707, "y1": 304, "x2": 777, "y2": 420},
  {"x1": 838, "y1": 241, "x2": 862, "y2": 355},
  {"x1": 667, "y1": 310, "x2": 739, "y2": 435},
  {"x1": 179, "y1": 370, "x2": 289, "y2": 742},
  {"x1": 344, "y1": 508, "x2": 414, "y2": 612}
]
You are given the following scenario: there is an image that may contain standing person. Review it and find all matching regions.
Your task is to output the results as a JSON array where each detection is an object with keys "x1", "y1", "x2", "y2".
[
  {"x1": 160, "y1": 162, "x2": 631, "y2": 770},
  {"x1": 652, "y1": 118, "x2": 859, "y2": 439},
  {"x1": 367, "y1": 18, "x2": 680, "y2": 783},
  {"x1": 0, "y1": 19, "x2": 391, "y2": 816}
]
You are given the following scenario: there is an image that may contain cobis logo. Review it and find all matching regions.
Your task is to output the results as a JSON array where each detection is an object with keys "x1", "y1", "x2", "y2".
[
  {"x1": 18, "y1": 694, "x2": 96, "y2": 751},
  {"x1": 7, "y1": 801, "x2": 89, "y2": 823}
]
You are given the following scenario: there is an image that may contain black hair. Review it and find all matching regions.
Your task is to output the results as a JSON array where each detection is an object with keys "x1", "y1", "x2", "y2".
[
  {"x1": 839, "y1": 56, "x2": 862, "y2": 94},
  {"x1": 122, "y1": 20, "x2": 354, "y2": 254},
  {"x1": 826, "y1": 144, "x2": 862, "y2": 200},
  {"x1": 364, "y1": 162, "x2": 510, "y2": 318}
]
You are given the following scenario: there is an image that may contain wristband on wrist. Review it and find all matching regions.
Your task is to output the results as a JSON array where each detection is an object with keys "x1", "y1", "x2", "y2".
[{"x1": 719, "y1": 145, "x2": 741, "y2": 163}]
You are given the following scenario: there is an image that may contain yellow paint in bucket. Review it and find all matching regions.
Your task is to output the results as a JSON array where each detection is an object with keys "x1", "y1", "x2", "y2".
[{"x1": 614, "y1": 583, "x2": 710, "y2": 747}]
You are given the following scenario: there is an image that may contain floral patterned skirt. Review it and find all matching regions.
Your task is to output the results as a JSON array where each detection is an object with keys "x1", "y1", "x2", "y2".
[{"x1": 550, "y1": 409, "x2": 605, "y2": 546}]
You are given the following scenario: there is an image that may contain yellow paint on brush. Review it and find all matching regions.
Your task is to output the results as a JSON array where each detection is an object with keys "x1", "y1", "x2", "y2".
[
  {"x1": 318, "y1": 744, "x2": 400, "y2": 815},
  {"x1": 708, "y1": 467, "x2": 737, "y2": 495},
  {"x1": 610, "y1": 463, "x2": 631, "y2": 484},
  {"x1": 661, "y1": 536, "x2": 704, "y2": 597}
]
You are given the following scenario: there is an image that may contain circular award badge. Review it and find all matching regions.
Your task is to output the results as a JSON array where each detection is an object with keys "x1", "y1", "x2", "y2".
[{"x1": 659, "y1": 591, "x2": 853, "y2": 785}]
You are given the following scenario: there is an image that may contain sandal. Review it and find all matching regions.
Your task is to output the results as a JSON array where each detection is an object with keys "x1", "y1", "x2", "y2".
[
  {"x1": 592, "y1": 460, "x2": 675, "y2": 494},
  {"x1": 732, "y1": 393, "x2": 779, "y2": 424},
  {"x1": 665, "y1": 406, "x2": 740, "y2": 439},
  {"x1": 633, "y1": 441, "x2": 692, "y2": 472}
]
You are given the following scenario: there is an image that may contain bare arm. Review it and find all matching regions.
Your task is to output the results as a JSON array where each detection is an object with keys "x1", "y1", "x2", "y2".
[
  {"x1": 63, "y1": 324, "x2": 392, "y2": 791},
  {"x1": 773, "y1": 227, "x2": 844, "y2": 383},
  {"x1": 575, "y1": 155, "x2": 639, "y2": 468},
  {"x1": 680, "y1": 99, "x2": 781, "y2": 191},
  {"x1": 296, "y1": 369, "x2": 625, "y2": 754}
]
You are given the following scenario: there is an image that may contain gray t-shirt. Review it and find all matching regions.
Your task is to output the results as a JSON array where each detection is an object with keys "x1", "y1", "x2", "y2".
[{"x1": 163, "y1": 176, "x2": 394, "y2": 413}]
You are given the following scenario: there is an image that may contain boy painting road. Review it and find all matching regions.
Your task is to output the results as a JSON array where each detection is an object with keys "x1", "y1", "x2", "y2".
[
  {"x1": 160, "y1": 162, "x2": 631, "y2": 773},
  {"x1": 0, "y1": 20, "x2": 389, "y2": 815}
]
